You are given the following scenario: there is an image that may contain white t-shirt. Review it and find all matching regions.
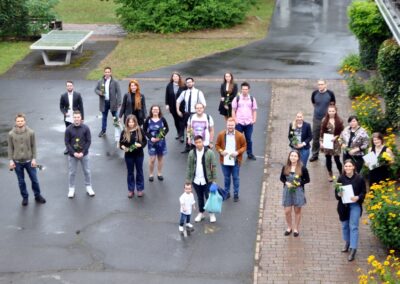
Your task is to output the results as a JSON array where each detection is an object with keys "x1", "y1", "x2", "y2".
[
  {"x1": 188, "y1": 113, "x2": 214, "y2": 146},
  {"x1": 194, "y1": 148, "x2": 206, "y2": 185},
  {"x1": 179, "y1": 192, "x2": 196, "y2": 215}
]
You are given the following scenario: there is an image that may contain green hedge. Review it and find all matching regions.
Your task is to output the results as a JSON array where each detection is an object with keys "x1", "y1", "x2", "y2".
[
  {"x1": 115, "y1": 0, "x2": 253, "y2": 33},
  {"x1": 377, "y1": 39, "x2": 400, "y2": 129},
  {"x1": 348, "y1": 1, "x2": 391, "y2": 69}
]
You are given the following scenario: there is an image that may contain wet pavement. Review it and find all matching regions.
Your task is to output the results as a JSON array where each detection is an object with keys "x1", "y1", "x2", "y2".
[
  {"x1": 0, "y1": 79, "x2": 270, "y2": 283},
  {"x1": 133, "y1": 0, "x2": 357, "y2": 80}
]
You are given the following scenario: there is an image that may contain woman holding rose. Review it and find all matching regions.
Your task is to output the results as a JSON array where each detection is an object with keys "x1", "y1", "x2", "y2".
[
  {"x1": 280, "y1": 150, "x2": 310, "y2": 237},
  {"x1": 120, "y1": 114, "x2": 147, "y2": 198},
  {"x1": 339, "y1": 115, "x2": 369, "y2": 174},
  {"x1": 218, "y1": 73, "x2": 238, "y2": 119},
  {"x1": 335, "y1": 159, "x2": 366, "y2": 261},
  {"x1": 143, "y1": 105, "x2": 169, "y2": 182},
  {"x1": 287, "y1": 112, "x2": 312, "y2": 167},
  {"x1": 319, "y1": 105, "x2": 344, "y2": 181},
  {"x1": 367, "y1": 132, "x2": 394, "y2": 185}
]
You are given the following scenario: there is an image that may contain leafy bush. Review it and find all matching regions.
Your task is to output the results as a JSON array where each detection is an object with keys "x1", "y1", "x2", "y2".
[
  {"x1": 0, "y1": 0, "x2": 29, "y2": 37},
  {"x1": 357, "y1": 251, "x2": 400, "y2": 284},
  {"x1": 0, "y1": 0, "x2": 58, "y2": 37},
  {"x1": 351, "y1": 93, "x2": 389, "y2": 133},
  {"x1": 347, "y1": 75, "x2": 366, "y2": 99},
  {"x1": 339, "y1": 53, "x2": 363, "y2": 72},
  {"x1": 365, "y1": 180, "x2": 400, "y2": 249},
  {"x1": 115, "y1": 0, "x2": 252, "y2": 33},
  {"x1": 348, "y1": 1, "x2": 391, "y2": 69},
  {"x1": 364, "y1": 74, "x2": 384, "y2": 96},
  {"x1": 377, "y1": 39, "x2": 400, "y2": 129}
]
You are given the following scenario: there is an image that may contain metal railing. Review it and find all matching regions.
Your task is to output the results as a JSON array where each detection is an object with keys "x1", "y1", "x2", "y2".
[{"x1": 375, "y1": 0, "x2": 400, "y2": 44}]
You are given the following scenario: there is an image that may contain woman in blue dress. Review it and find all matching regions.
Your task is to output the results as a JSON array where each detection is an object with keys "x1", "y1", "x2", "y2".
[{"x1": 143, "y1": 105, "x2": 169, "y2": 181}]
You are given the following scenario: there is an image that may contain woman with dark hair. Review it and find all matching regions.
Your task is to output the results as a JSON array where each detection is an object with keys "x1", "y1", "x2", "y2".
[
  {"x1": 120, "y1": 115, "x2": 147, "y2": 198},
  {"x1": 339, "y1": 115, "x2": 369, "y2": 174},
  {"x1": 335, "y1": 159, "x2": 366, "y2": 261},
  {"x1": 143, "y1": 105, "x2": 169, "y2": 182},
  {"x1": 119, "y1": 80, "x2": 147, "y2": 126},
  {"x1": 320, "y1": 105, "x2": 344, "y2": 181},
  {"x1": 287, "y1": 111, "x2": 312, "y2": 167},
  {"x1": 165, "y1": 72, "x2": 185, "y2": 142},
  {"x1": 280, "y1": 150, "x2": 310, "y2": 237},
  {"x1": 367, "y1": 132, "x2": 394, "y2": 185},
  {"x1": 218, "y1": 73, "x2": 238, "y2": 119}
]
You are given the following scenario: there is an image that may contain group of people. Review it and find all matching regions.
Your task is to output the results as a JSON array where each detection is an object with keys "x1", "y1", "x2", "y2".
[
  {"x1": 281, "y1": 79, "x2": 394, "y2": 261},
  {"x1": 8, "y1": 68, "x2": 259, "y2": 232}
]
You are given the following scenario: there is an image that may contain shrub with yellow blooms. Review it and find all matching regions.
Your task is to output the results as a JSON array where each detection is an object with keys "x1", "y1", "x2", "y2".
[
  {"x1": 357, "y1": 250, "x2": 400, "y2": 284},
  {"x1": 365, "y1": 180, "x2": 400, "y2": 249}
]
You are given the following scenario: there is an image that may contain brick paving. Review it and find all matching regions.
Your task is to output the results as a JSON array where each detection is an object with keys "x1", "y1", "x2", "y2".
[{"x1": 254, "y1": 79, "x2": 386, "y2": 284}]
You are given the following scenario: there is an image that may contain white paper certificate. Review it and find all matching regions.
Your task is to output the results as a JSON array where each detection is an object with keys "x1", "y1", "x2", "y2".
[
  {"x1": 223, "y1": 152, "x2": 235, "y2": 166},
  {"x1": 363, "y1": 152, "x2": 378, "y2": 170},
  {"x1": 341, "y1": 184, "x2": 355, "y2": 204},
  {"x1": 323, "y1": 133, "x2": 334, "y2": 150},
  {"x1": 65, "y1": 109, "x2": 73, "y2": 123}
]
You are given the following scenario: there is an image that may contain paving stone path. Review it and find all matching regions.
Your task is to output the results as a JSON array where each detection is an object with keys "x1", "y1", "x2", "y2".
[{"x1": 254, "y1": 79, "x2": 386, "y2": 283}]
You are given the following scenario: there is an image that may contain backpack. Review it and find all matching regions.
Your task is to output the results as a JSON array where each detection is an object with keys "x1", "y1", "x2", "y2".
[{"x1": 235, "y1": 95, "x2": 254, "y2": 108}]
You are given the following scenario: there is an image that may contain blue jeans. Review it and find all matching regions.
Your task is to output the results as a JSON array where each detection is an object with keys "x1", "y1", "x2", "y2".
[
  {"x1": 14, "y1": 162, "x2": 41, "y2": 198},
  {"x1": 235, "y1": 123, "x2": 253, "y2": 155},
  {"x1": 102, "y1": 100, "x2": 117, "y2": 132},
  {"x1": 299, "y1": 147, "x2": 310, "y2": 167},
  {"x1": 221, "y1": 163, "x2": 240, "y2": 197},
  {"x1": 179, "y1": 213, "x2": 191, "y2": 226},
  {"x1": 341, "y1": 203, "x2": 361, "y2": 249},
  {"x1": 125, "y1": 155, "x2": 144, "y2": 192}
]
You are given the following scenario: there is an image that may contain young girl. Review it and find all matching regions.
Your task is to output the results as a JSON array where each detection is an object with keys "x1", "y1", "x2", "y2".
[
  {"x1": 143, "y1": 105, "x2": 169, "y2": 181},
  {"x1": 280, "y1": 150, "x2": 310, "y2": 237},
  {"x1": 119, "y1": 115, "x2": 147, "y2": 198},
  {"x1": 179, "y1": 183, "x2": 196, "y2": 232}
]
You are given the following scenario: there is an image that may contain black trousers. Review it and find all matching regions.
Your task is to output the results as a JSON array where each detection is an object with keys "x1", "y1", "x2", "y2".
[{"x1": 193, "y1": 182, "x2": 209, "y2": 213}]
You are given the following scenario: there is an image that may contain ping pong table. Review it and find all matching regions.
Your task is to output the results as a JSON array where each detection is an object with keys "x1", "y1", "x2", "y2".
[{"x1": 30, "y1": 30, "x2": 93, "y2": 66}]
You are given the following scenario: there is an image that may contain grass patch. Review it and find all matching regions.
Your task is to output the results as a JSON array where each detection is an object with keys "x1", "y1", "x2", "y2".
[
  {"x1": 0, "y1": 42, "x2": 31, "y2": 75},
  {"x1": 87, "y1": 0, "x2": 275, "y2": 79},
  {"x1": 54, "y1": 0, "x2": 119, "y2": 24}
]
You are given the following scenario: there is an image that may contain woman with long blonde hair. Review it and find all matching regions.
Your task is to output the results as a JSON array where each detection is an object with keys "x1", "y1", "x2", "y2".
[
  {"x1": 119, "y1": 80, "x2": 147, "y2": 126},
  {"x1": 119, "y1": 114, "x2": 147, "y2": 198}
]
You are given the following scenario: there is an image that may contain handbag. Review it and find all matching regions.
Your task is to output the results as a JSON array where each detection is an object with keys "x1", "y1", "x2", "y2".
[{"x1": 204, "y1": 191, "x2": 223, "y2": 213}]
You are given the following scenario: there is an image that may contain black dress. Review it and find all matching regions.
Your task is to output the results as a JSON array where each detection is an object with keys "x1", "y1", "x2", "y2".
[
  {"x1": 218, "y1": 82, "x2": 238, "y2": 117},
  {"x1": 369, "y1": 145, "x2": 390, "y2": 185},
  {"x1": 165, "y1": 82, "x2": 185, "y2": 137}
]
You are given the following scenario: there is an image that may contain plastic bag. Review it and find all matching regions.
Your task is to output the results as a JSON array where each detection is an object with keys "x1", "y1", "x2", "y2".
[{"x1": 204, "y1": 191, "x2": 223, "y2": 213}]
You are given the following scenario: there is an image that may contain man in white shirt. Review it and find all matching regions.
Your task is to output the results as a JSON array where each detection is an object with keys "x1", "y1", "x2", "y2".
[
  {"x1": 176, "y1": 77, "x2": 206, "y2": 152},
  {"x1": 60, "y1": 81, "x2": 84, "y2": 154},
  {"x1": 185, "y1": 103, "x2": 214, "y2": 152}
]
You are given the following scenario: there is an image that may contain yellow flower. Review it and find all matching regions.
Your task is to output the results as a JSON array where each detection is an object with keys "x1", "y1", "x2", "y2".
[
  {"x1": 384, "y1": 261, "x2": 389, "y2": 266},
  {"x1": 368, "y1": 255, "x2": 375, "y2": 263},
  {"x1": 390, "y1": 250, "x2": 395, "y2": 254}
]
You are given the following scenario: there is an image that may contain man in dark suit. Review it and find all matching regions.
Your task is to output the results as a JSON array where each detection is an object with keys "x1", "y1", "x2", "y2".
[
  {"x1": 60, "y1": 80, "x2": 84, "y2": 154},
  {"x1": 94, "y1": 66, "x2": 122, "y2": 137}
]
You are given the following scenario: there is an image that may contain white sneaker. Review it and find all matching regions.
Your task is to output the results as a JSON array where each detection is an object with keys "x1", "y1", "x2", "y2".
[
  {"x1": 86, "y1": 186, "x2": 95, "y2": 197},
  {"x1": 209, "y1": 213, "x2": 216, "y2": 223},
  {"x1": 68, "y1": 187, "x2": 75, "y2": 198},
  {"x1": 194, "y1": 213, "x2": 204, "y2": 223},
  {"x1": 178, "y1": 226, "x2": 184, "y2": 232},
  {"x1": 186, "y1": 223, "x2": 193, "y2": 229}
]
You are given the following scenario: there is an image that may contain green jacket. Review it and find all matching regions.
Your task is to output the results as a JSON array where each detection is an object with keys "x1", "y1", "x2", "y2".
[
  {"x1": 8, "y1": 126, "x2": 37, "y2": 161},
  {"x1": 185, "y1": 147, "x2": 217, "y2": 184}
]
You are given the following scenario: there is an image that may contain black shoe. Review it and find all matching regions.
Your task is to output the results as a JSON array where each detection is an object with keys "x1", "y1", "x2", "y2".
[
  {"x1": 234, "y1": 195, "x2": 239, "y2": 202},
  {"x1": 226, "y1": 192, "x2": 231, "y2": 200},
  {"x1": 21, "y1": 198, "x2": 28, "y2": 206},
  {"x1": 341, "y1": 242, "x2": 350, "y2": 253},
  {"x1": 149, "y1": 176, "x2": 154, "y2": 182},
  {"x1": 63, "y1": 148, "x2": 69, "y2": 155},
  {"x1": 293, "y1": 231, "x2": 300, "y2": 237},
  {"x1": 157, "y1": 175, "x2": 164, "y2": 181},
  {"x1": 179, "y1": 137, "x2": 184, "y2": 143},
  {"x1": 248, "y1": 154, "x2": 256, "y2": 160},
  {"x1": 175, "y1": 136, "x2": 180, "y2": 140},
  {"x1": 98, "y1": 130, "x2": 106, "y2": 137},
  {"x1": 348, "y1": 249, "x2": 357, "y2": 261},
  {"x1": 309, "y1": 156, "x2": 318, "y2": 162},
  {"x1": 35, "y1": 195, "x2": 46, "y2": 204},
  {"x1": 284, "y1": 229, "x2": 292, "y2": 236}
]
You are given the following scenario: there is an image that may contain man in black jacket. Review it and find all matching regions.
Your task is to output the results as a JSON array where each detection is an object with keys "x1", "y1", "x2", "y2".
[{"x1": 60, "y1": 81, "x2": 84, "y2": 154}]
